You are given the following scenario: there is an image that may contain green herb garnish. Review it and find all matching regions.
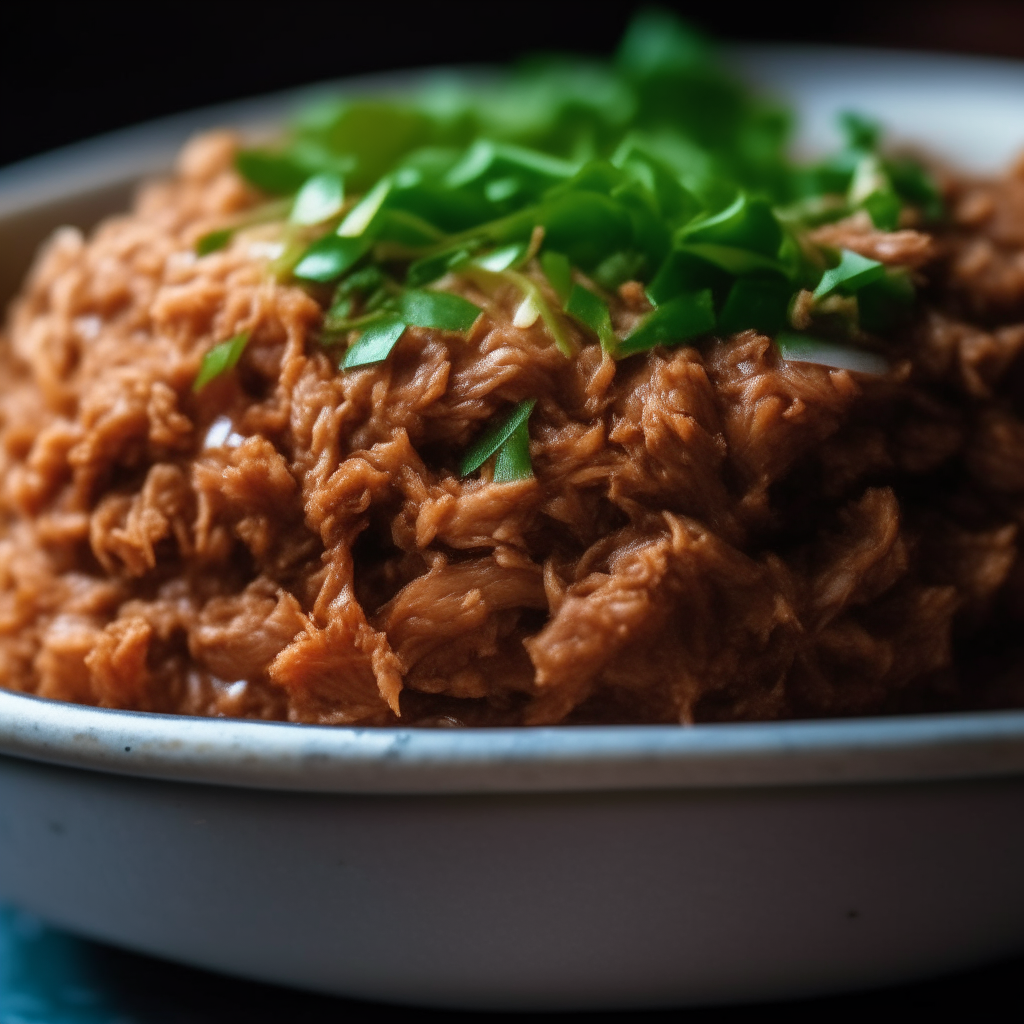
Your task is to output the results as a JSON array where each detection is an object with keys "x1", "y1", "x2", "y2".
[
  {"x1": 539, "y1": 251, "x2": 572, "y2": 302},
  {"x1": 460, "y1": 399, "x2": 537, "y2": 478},
  {"x1": 856, "y1": 269, "x2": 915, "y2": 332},
  {"x1": 813, "y1": 249, "x2": 886, "y2": 301},
  {"x1": 394, "y1": 290, "x2": 482, "y2": 331},
  {"x1": 196, "y1": 228, "x2": 234, "y2": 256},
  {"x1": 493, "y1": 417, "x2": 533, "y2": 482},
  {"x1": 475, "y1": 243, "x2": 528, "y2": 273},
  {"x1": 564, "y1": 284, "x2": 616, "y2": 353},
  {"x1": 235, "y1": 151, "x2": 309, "y2": 195},
  {"x1": 230, "y1": 11, "x2": 940, "y2": 368},
  {"x1": 290, "y1": 171, "x2": 345, "y2": 226},
  {"x1": 618, "y1": 290, "x2": 715, "y2": 356},
  {"x1": 193, "y1": 333, "x2": 250, "y2": 392},
  {"x1": 717, "y1": 276, "x2": 791, "y2": 334},
  {"x1": 342, "y1": 315, "x2": 407, "y2": 369},
  {"x1": 293, "y1": 236, "x2": 368, "y2": 283}
]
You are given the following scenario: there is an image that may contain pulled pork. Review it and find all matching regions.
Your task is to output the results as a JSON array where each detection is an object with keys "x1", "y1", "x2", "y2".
[{"x1": 2, "y1": 131, "x2": 1024, "y2": 726}]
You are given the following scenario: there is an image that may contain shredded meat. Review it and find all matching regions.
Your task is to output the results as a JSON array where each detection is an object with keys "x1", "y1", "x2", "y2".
[{"x1": 3, "y1": 130, "x2": 1024, "y2": 726}]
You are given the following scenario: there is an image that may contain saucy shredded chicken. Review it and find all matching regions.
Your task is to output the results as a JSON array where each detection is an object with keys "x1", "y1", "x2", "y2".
[{"x1": 2, "y1": 132, "x2": 1024, "y2": 726}]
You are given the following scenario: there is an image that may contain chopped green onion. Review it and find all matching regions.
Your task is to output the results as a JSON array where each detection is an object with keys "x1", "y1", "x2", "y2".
[
  {"x1": 532, "y1": 191, "x2": 634, "y2": 269},
  {"x1": 539, "y1": 251, "x2": 572, "y2": 302},
  {"x1": 503, "y1": 270, "x2": 575, "y2": 358},
  {"x1": 338, "y1": 178, "x2": 392, "y2": 237},
  {"x1": 394, "y1": 290, "x2": 482, "y2": 331},
  {"x1": 195, "y1": 228, "x2": 234, "y2": 256},
  {"x1": 564, "y1": 284, "x2": 617, "y2": 353},
  {"x1": 856, "y1": 270, "x2": 915, "y2": 333},
  {"x1": 474, "y1": 243, "x2": 527, "y2": 273},
  {"x1": 886, "y1": 157, "x2": 944, "y2": 221},
  {"x1": 717, "y1": 277, "x2": 791, "y2": 334},
  {"x1": 776, "y1": 331, "x2": 888, "y2": 375},
  {"x1": 493, "y1": 418, "x2": 533, "y2": 482},
  {"x1": 363, "y1": 284, "x2": 393, "y2": 313},
  {"x1": 444, "y1": 139, "x2": 577, "y2": 189},
  {"x1": 290, "y1": 172, "x2": 345, "y2": 226},
  {"x1": 293, "y1": 236, "x2": 369, "y2": 283},
  {"x1": 862, "y1": 191, "x2": 902, "y2": 231},
  {"x1": 372, "y1": 209, "x2": 447, "y2": 247},
  {"x1": 593, "y1": 250, "x2": 647, "y2": 290},
  {"x1": 813, "y1": 249, "x2": 885, "y2": 301},
  {"x1": 244, "y1": 11, "x2": 930, "y2": 381},
  {"x1": 338, "y1": 265, "x2": 386, "y2": 297},
  {"x1": 460, "y1": 399, "x2": 537, "y2": 477},
  {"x1": 645, "y1": 249, "x2": 729, "y2": 306},
  {"x1": 235, "y1": 151, "x2": 309, "y2": 195},
  {"x1": 324, "y1": 295, "x2": 353, "y2": 326},
  {"x1": 681, "y1": 194, "x2": 782, "y2": 259},
  {"x1": 485, "y1": 177, "x2": 522, "y2": 202},
  {"x1": 513, "y1": 291, "x2": 541, "y2": 328},
  {"x1": 342, "y1": 314, "x2": 407, "y2": 369},
  {"x1": 406, "y1": 245, "x2": 477, "y2": 287},
  {"x1": 848, "y1": 154, "x2": 902, "y2": 230},
  {"x1": 675, "y1": 243, "x2": 784, "y2": 276},
  {"x1": 838, "y1": 111, "x2": 881, "y2": 151},
  {"x1": 193, "y1": 332, "x2": 250, "y2": 392},
  {"x1": 617, "y1": 289, "x2": 715, "y2": 357}
]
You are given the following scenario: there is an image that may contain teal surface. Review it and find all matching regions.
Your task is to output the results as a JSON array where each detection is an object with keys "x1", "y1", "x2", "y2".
[
  {"x1": 0, "y1": 907, "x2": 129, "y2": 1024},
  {"x1": 0, "y1": 902, "x2": 1017, "y2": 1022}
]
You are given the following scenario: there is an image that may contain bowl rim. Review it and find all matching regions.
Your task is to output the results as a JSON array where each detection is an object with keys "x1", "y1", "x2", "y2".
[
  {"x1": 3, "y1": 689, "x2": 1024, "y2": 794},
  {"x1": 4, "y1": 46, "x2": 1024, "y2": 796}
]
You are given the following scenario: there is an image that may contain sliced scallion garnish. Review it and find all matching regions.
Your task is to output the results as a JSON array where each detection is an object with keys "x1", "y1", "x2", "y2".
[
  {"x1": 617, "y1": 290, "x2": 715, "y2": 357},
  {"x1": 564, "y1": 284, "x2": 617, "y2": 353},
  {"x1": 460, "y1": 399, "x2": 537, "y2": 477},
  {"x1": 813, "y1": 249, "x2": 886, "y2": 301},
  {"x1": 342, "y1": 314, "x2": 407, "y2": 369},
  {"x1": 290, "y1": 172, "x2": 345, "y2": 226},
  {"x1": 717, "y1": 277, "x2": 791, "y2": 335},
  {"x1": 234, "y1": 151, "x2": 309, "y2": 195},
  {"x1": 493, "y1": 418, "x2": 533, "y2": 482},
  {"x1": 193, "y1": 333, "x2": 251, "y2": 392},
  {"x1": 293, "y1": 236, "x2": 368, "y2": 283},
  {"x1": 406, "y1": 245, "x2": 477, "y2": 287},
  {"x1": 503, "y1": 270, "x2": 575, "y2": 358},
  {"x1": 338, "y1": 177, "x2": 392, "y2": 237},
  {"x1": 394, "y1": 290, "x2": 482, "y2": 332},
  {"x1": 232, "y1": 12, "x2": 938, "y2": 375},
  {"x1": 196, "y1": 228, "x2": 234, "y2": 256},
  {"x1": 474, "y1": 243, "x2": 527, "y2": 273},
  {"x1": 539, "y1": 251, "x2": 572, "y2": 302}
]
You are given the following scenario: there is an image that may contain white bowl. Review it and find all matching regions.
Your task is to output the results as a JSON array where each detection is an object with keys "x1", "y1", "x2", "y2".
[{"x1": 3, "y1": 47, "x2": 1024, "y2": 1011}]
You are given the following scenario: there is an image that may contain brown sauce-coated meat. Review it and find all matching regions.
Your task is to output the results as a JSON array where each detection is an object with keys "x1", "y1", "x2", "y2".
[{"x1": 3, "y1": 130, "x2": 1024, "y2": 726}]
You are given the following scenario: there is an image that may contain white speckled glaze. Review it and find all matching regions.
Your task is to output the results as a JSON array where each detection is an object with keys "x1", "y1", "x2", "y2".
[{"x1": 2, "y1": 48, "x2": 1024, "y2": 1010}]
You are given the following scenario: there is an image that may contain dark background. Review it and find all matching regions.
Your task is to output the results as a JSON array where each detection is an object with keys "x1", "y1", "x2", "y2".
[
  {"x1": 3, "y1": 1, "x2": 1024, "y2": 1018},
  {"x1": 4, "y1": 1, "x2": 1024, "y2": 170}
]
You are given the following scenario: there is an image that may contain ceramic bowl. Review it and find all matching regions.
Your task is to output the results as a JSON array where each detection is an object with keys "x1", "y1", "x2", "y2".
[{"x1": 2, "y1": 47, "x2": 1024, "y2": 1011}]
